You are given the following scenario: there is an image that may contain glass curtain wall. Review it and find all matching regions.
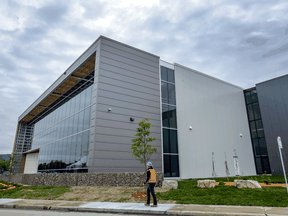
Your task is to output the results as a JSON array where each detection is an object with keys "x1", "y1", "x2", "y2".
[
  {"x1": 32, "y1": 84, "x2": 93, "y2": 173},
  {"x1": 161, "y1": 66, "x2": 180, "y2": 177},
  {"x1": 244, "y1": 88, "x2": 271, "y2": 174}
]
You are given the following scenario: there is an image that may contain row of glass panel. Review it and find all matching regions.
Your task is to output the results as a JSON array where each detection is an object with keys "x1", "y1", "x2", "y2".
[
  {"x1": 37, "y1": 130, "x2": 90, "y2": 170},
  {"x1": 34, "y1": 85, "x2": 93, "y2": 137},
  {"x1": 245, "y1": 90, "x2": 258, "y2": 104},
  {"x1": 253, "y1": 138, "x2": 268, "y2": 156},
  {"x1": 32, "y1": 106, "x2": 91, "y2": 149},
  {"x1": 162, "y1": 105, "x2": 177, "y2": 128},
  {"x1": 255, "y1": 156, "x2": 271, "y2": 174},
  {"x1": 247, "y1": 103, "x2": 261, "y2": 121},
  {"x1": 161, "y1": 66, "x2": 175, "y2": 83},
  {"x1": 244, "y1": 89, "x2": 271, "y2": 174},
  {"x1": 164, "y1": 154, "x2": 179, "y2": 177},
  {"x1": 161, "y1": 82, "x2": 176, "y2": 105},
  {"x1": 161, "y1": 66, "x2": 180, "y2": 178}
]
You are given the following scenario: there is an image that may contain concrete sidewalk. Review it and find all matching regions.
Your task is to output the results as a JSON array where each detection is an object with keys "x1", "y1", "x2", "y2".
[{"x1": 1, "y1": 199, "x2": 288, "y2": 215}]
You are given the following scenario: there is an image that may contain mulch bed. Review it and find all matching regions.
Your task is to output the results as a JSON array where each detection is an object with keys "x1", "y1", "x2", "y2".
[
  {"x1": 0, "y1": 183, "x2": 26, "y2": 191},
  {"x1": 132, "y1": 192, "x2": 157, "y2": 200}
]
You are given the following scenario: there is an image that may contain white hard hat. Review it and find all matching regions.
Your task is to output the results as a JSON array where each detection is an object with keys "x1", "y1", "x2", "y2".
[{"x1": 146, "y1": 162, "x2": 153, "y2": 167}]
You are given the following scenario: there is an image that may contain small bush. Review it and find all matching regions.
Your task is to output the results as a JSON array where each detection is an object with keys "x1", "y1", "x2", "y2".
[
  {"x1": 0, "y1": 185, "x2": 8, "y2": 190},
  {"x1": 0, "y1": 180, "x2": 22, "y2": 187},
  {"x1": 218, "y1": 181, "x2": 225, "y2": 186}
]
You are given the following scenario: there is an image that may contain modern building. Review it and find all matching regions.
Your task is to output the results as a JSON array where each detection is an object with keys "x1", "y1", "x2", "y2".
[{"x1": 11, "y1": 35, "x2": 287, "y2": 179}]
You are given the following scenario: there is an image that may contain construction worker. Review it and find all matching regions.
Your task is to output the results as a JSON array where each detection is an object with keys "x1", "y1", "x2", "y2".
[{"x1": 143, "y1": 161, "x2": 157, "y2": 207}]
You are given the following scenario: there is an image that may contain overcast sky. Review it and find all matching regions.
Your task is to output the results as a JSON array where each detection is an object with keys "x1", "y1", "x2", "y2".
[{"x1": 1, "y1": 0, "x2": 288, "y2": 154}]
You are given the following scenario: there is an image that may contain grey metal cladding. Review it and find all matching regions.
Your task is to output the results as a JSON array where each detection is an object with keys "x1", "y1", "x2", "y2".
[
  {"x1": 99, "y1": 56, "x2": 159, "y2": 79},
  {"x1": 256, "y1": 75, "x2": 288, "y2": 174},
  {"x1": 92, "y1": 38, "x2": 161, "y2": 172},
  {"x1": 98, "y1": 70, "x2": 159, "y2": 90},
  {"x1": 100, "y1": 37, "x2": 159, "y2": 62},
  {"x1": 100, "y1": 63, "x2": 160, "y2": 85},
  {"x1": 18, "y1": 38, "x2": 101, "y2": 122},
  {"x1": 98, "y1": 74, "x2": 159, "y2": 94},
  {"x1": 98, "y1": 83, "x2": 160, "y2": 102},
  {"x1": 100, "y1": 43, "x2": 159, "y2": 68},
  {"x1": 95, "y1": 127, "x2": 161, "y2": 139},
  {"x1": 96, "y1": 111, "x2": 161, "y2": 125},
  {"x1": 97, "y1": 96, "x2": 160, "y2": 113},
  {"x1": 101, "y1": 50, "x2": 158, "y2": 73},
  {"x1": 97, "y1": 88, "x2": 160, "y2": 108},
  {"x1": 97, "y1": 104, "x2": 161, "y2": 120}
]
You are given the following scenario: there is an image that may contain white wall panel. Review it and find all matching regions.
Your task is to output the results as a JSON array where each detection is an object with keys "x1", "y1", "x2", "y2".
[
  {"x1": 175, "y1": 63, "x2": 256, "y2": 179},
  {"x1": 24, "y1": 153, "x2": 39, "y2": 174}
]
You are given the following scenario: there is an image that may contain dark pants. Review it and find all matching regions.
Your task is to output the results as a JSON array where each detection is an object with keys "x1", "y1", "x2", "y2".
[{"x1": 147, "y1": 183, "x2": 157, "y2": 205}]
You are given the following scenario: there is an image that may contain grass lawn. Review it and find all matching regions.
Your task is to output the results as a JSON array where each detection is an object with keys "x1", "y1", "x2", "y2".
[
  {"x1": 157, "y1": 175, "x2": 288, "y2": 207},
  {"x1": 1, "y1": 175, "x2": 288, "y2": 207},
  {"x1": 0, "y1": 185, "x2": 70, "y2": 200}
]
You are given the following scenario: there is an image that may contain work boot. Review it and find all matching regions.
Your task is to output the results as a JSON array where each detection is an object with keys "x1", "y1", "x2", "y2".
[
  {"x1": 144, "y1": 203, "x2": 150, "y2": 206},
  {"x1": 151, "y1": 204, "x2": 157, "y2": 207}
]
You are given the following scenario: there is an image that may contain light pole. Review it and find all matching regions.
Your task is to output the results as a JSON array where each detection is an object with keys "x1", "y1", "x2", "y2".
[{"x1": 277, "y1": 136, "x2": 288, "y2": 193}]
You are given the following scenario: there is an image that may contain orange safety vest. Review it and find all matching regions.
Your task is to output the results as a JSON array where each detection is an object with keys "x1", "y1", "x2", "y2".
[{"x1": 147, "y1": 169, "x2": 157, "y2": 183}]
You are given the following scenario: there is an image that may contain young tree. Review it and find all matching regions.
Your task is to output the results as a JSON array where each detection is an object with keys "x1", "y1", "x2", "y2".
[
  {"x1": 5, "y1": 153, "x2": 18, "y2": 176},
  {"x1": 130, "y1": 118, "x2": 157, "y2": 174}
]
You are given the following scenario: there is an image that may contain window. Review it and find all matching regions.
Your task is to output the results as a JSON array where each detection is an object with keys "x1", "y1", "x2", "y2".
[{"x1": 161, "y1": 66, "x2": 179, "y2": 177}]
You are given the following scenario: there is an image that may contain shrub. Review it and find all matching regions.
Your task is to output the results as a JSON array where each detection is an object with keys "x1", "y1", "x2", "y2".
[{"x1": 218, "y1": 181, "x2": 225, "y2": 186}]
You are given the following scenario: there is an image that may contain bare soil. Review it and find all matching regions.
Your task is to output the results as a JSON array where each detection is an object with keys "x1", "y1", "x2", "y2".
[{"x1": 56, "y1": 186, "x2": 177, "y2": 204}]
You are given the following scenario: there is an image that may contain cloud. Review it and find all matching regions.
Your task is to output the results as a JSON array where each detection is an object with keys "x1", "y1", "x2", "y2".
[
  {"x1": 246, "y1": 37, "x2": 269, "y2": 47},
  {"x1": 1, "y1": 0, "x2": 288, "y2": 154},
  {"x1": 262, "y1": 43, "x2": 288, "y2": 58}
]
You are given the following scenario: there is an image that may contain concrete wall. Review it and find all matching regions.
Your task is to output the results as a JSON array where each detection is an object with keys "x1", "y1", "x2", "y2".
[
  {"x1": 256, "y1": 75, "x2": 288, "y2": 175},
  {"x1": 24, "y1": 153, "x2": 39, "y2": 174},
  {"x1": 0, "y1": 172, "x2": 164, "y2": 187},
  {"x1": 174, "y1": 63, "x2": 256, "y2": 179},
  {"x1": 89, "y1": 37, "x2": 161, "y2": 173}
]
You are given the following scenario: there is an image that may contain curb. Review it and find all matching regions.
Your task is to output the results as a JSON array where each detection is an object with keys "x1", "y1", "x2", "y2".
[{"x1": 0, "y1": 203, "x2": 270, "y2": 216}]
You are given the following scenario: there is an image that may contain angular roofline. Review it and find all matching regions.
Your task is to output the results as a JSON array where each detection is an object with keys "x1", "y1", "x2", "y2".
[
  {"x1": 18, "y1": 36, "x2": 160, "y2": 123},
  {"x1": 256, "y1": 74, "x2": 288, "y2": 86},
  {"x1": 174, "y1": 63, "x2": 244, "y2": 90}
]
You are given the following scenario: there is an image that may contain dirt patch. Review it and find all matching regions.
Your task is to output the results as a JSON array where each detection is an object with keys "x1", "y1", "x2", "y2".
[{"x1": 56, "y1": 186, "x2": 177, "y2": 204}]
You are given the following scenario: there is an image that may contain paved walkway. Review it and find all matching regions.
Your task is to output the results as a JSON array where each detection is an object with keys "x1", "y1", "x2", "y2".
[{"x1": 1, "y1": 199, "x2": 288, "y2": 215}]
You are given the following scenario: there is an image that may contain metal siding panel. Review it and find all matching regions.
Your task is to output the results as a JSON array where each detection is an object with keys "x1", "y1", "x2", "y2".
[
  {"x1": 95, "y1": 142, "x2": 160, "y2": 152},
  {"x1": 95, "y1": 127, "x2": 161, "y2": 138},
  {"x1": 94, "y1": 150, "x2": 162, "y2": 160},
  {"x1": 175, "y1": 64, "x2": 255, "y2": 179},
  {"x1": 101, "y1": 50, "x2": 158, "y2": 73},
  {"x1": 95, "y1": 118, "x2": 160, "y2": 132},
  {"x1": 99, "y1": 56, "x2": 159, "y2": 79},
  {"x1": 256, "y1": 76, "x2": 288, "y2": 175},
  {"x1": 92, "y1": 39, "x2": 161, "y2": 173},
  {"x1": 98, "y1": 69, "x2": 159, "y2": 90},
  {"x1": 100, "y1": 62, "x2": 159, "y2": 84},
  {"x1": 97, "y1": 89, "x2": 160, "y2": 108},
  {"x1": 96, "y1": 111, "x2": 161, "y2": 126},
  {"x1": 97, "y1": 96, "x2": 160, "y2": 114},
  {"x1": 101, "y1": 43, "x2": 159, "y2": 68},
  {"x1": 98, "y1": 83, "x2": 160, "y2": 102},
  {"x1": 98, "y1": 74, "x2": 159, "y2": 95},
  {"x1": 97, "y1": 104, "x2": 161, "y2": 121},
  {"x1": 101, "y1": 38, "x2": 159, "y2": 63},
  {"x1": 92, "y1": 157, "x2": 162, "y2": 168}
]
